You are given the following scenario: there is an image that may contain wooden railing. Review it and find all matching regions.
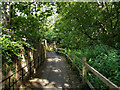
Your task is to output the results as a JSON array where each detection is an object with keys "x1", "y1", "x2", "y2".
[
  {"x1": 1, "y1": 43, "x2": 46, "y2": 89},
  {"x1": 56, "y1": 48, "x2": 120, "y2": 90}
]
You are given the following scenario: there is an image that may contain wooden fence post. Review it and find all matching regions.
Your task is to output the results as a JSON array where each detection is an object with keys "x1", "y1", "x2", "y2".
[
  {"x1": 15, "y1": 59, "x2": 18, "y2": 83},
  {"x1": 30, "y1": 49, "x2": 33, "y2": 68},
  {"x1": 9, "y1": 77, "x2": 10, "y2": 89},
  {"x1": 68, "y1": 49, "x2": 70, "y2": 56},
  {"x1": 44, "y1": 40, "x2": 47, "y2": 59},
  {"x1": 38, "y1": 57, "x2": 39, "y2": 68},
  {"x1": 82, "y1": 57, "x2": 87, "y2": 84},
  {"x1": 41, "y1": 44, "x2": 44, "y2": 62},
  {"x1": 30, "y1": 62, "x2": 31, "y2": 77},
  {"x1": 45, "y1": 46, "x2": 46, "y2": 59},
  {"x1": 40, "y1": 44, "x2": 43, "y2": 63},
  {"x1": 55, "y1": 48, "x2": 57, "y2": 52},
  {"x1": 65, "y1": 48, "x2": 67, "y2": 54},
  {"x1": 22, "y1": 68, "x2": 23, "y2": 81},
  {"x1": 34, "y1": 58, "x2": 36, "y2": 74},
  {"x1": 13, "y1": 79, "x2": 15, "y2": 90},
  {"x1": 72, "y1": 52, "x2": 75, "y2": 68}
]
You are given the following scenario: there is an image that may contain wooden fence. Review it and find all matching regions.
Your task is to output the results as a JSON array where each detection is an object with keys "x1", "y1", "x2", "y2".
[
  {"x1": 1, "y1": 43, "x2": 46, "y2": 89},
  {"x1": 56, "y1": 48, "x2": 120, "y2": 90}
]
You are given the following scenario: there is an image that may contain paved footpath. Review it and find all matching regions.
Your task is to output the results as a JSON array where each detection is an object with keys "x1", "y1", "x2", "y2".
[{"x1": 22, "y1": 51, "x2": 84, "y2": 90}]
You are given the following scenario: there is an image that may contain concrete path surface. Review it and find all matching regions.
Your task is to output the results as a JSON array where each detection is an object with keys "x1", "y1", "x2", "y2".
[{"x1": 22, "y1": 51, "x2": 83, "y2": 90}]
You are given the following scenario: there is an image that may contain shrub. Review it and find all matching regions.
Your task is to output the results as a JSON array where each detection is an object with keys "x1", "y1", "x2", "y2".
[{"x1": 67, "y1": 45, "x2": 120, "y2": 89}]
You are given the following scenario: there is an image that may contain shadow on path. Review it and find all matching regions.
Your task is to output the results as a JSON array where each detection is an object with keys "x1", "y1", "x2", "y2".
[{"x1": 22, "y1": 51, "x2": 85, "y2": 90}]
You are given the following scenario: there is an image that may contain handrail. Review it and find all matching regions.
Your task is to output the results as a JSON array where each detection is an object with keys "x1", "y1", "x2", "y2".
[
  {"x1": 56, "y1": 48, "x2": 65, "y2": 51},
  {"x1": 85, "y1": 62, "x2": 119, "y2": 89},
  {"x1": 1, "y1": 44, "x2": 46, "y2": 89},
  {"x1": 56, "y1": 48, "x2": 120, "y2": 90},
  {"x1": 1, "y1": 57, "x2": 37, "y2": 83},
  {"x1": 75, "y1": 55, "x2": 119, "y2": 89}
]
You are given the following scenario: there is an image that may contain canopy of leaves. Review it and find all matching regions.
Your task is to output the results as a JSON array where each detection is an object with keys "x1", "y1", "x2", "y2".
[
  {"x1": 55, "y1": 2, "x2": 120, "y2": 49},
  {"x1": 2, "y1": 2, "x2": 54, "y2": 64},
  {"x1": 54, "y1": 2, "x2": 120, "y2": 89}
]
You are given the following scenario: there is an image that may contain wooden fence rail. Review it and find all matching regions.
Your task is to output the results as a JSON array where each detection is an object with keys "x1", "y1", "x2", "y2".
[{"x1": 56, "y1": 48, "x2": 120, "y2": 90}]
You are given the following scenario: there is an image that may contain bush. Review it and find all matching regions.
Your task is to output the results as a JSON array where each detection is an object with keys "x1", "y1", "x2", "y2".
[{"x1": 67, "y1": 45, "x2": 120, "y2": 89}]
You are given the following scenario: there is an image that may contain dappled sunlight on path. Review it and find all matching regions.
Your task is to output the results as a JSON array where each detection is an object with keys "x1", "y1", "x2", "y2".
[{"x1": 23, "y1": 51, "x2": 82, "y2": 89}]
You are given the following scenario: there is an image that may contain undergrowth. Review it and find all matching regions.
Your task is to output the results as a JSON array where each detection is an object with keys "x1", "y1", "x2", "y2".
[{"x1": 66, "y1": 45, "x2": 120, "y2": 89}]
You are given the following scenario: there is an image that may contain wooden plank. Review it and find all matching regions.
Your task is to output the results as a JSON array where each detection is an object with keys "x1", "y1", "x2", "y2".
[
  {"x1": 65, "y1": 48, "x2": 67, "y2": 54},
  {"x1": 74, "y1": 55, "x2": 84, "y2": 64},
  {"x1": 57, "y1": 49, "x2": 119, "y2": 89},
  {"x1": 57, "y1": 51, "x2": 82, "y2": 74},
  {"x1": 65, "y1": 53, "x2": 73, "y2": 63},
  {"x1": 73, "y1": 53, "x2": 75, "y2": 63},
  {"x1": 68, "y1": 49, "x2": 70, "y2": 56},
  {"x1": 57, "y1": 48, "x2": 65, "y2": 51},
  {"x1": 85, "y1": 63, "x2": 119, "y2": 89},
  {"x1": 65, "y1": 53, "x2": 82, "y2": 76},
  {"x1": 82, "y1": 57, "x2": 87, "y2": 84},
  {"x1": 72, "y1": 53, "x2": 75, "y2": 68},
  {"x1": 86, "y1": 79, "x2": 95, "y2": 90},
  {"x1": 74, "y1": 54, "x2": 119, "y2": 89}
]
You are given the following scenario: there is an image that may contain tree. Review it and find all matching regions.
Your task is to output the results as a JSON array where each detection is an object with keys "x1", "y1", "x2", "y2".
[{"x1": 55, "y1": 2, "x2": 120, "y2": 49}]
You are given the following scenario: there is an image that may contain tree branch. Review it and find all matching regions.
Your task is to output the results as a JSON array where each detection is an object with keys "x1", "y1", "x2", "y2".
[{"x1": 75, "y1": 17, "x2": 98, "y2": 40}]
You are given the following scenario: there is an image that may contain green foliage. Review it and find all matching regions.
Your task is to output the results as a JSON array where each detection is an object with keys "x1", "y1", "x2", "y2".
[
  {"x1": 87, "y1": 48, "x2": 120, "y2": 89},
  {"x1": 45, "y1": 31, "x2": 59, "y2": 43},
  {"x1": 55, "y1": 3, "x2": 120, "y2": 88},
  {"x1": 55, "y1": 2, "x2": 120, "y2": 49},
  {"x1": 2, "y1": 2, "x2": 54, "y2": 65},
  {"x1": 67, "y1": 45, "x2": 120, "y2": 89},
  {"x1": 8, "y1": 16, "x2": 41, "y2": 45},
  {"x1": 2, "y1": 33, "x2": 35, "y2": 64},
  {"x1": 2, "y1": 2, "x2": 120, "y2": 89}
]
